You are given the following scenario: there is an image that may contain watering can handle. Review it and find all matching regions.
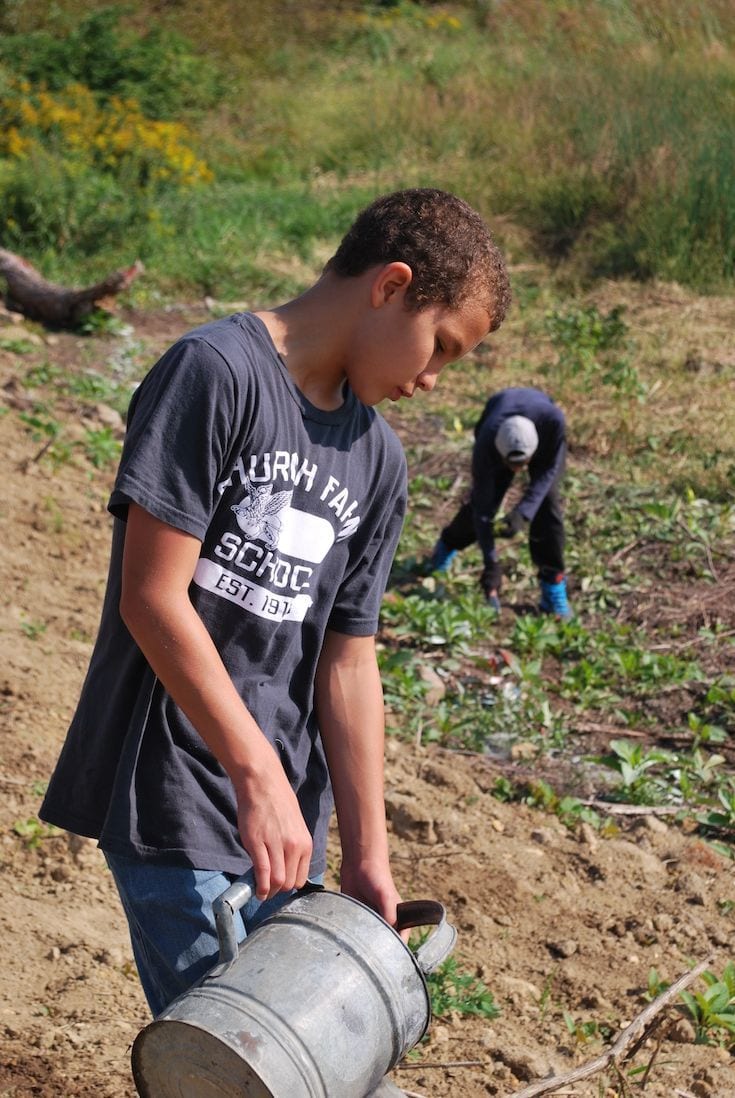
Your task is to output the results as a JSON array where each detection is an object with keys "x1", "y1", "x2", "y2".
[
  {"x1": 211, "y1": 882, "x2": 456, "y2": 978},
  {"x1": 211, "y1": 877, "x2": 254, "y2": 975},
  {"x1": 211, "y1": 879, "x2": 325, "y2": 974},
  {"x1": 395, "y1": 899, "x2": 457, "y2": 974}
]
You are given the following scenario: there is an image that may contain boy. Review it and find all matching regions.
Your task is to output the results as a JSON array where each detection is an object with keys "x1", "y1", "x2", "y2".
[
  {"x1": 40, "y1": 190, "x2": 511, "y2": 1083},
  {"x1": 429, "y1": 386, "x2": 570, "y2": 617}
]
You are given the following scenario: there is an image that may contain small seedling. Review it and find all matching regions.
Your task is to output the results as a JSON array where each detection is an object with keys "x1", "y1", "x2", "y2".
[
  {"x1": 82, "y1": 426, "x2": 122, "y2": 468},
  {"x1": 592, "y1": 739, "x2": 672, "y2": 803},
  {"x1": 20, "y1": 617, "x2": 47, "y2": 640},
  {"x1": 696, "y1": 779, "x2": 735, "y2": 836},
  {"x1": 76, "y1": 309, "x2": 127, "y2": 336},
  {"x1": 424, "y1": 955, "x2": 500, "y2": 1020},
  {"x1": 563, "y1": 1010, "x2": 612, "y2": 1046},
  {"x1": 0, "y1": 334, "x2": 36, "y2": 354},
  {"x1": 679, "y1": 963, "x2": 735, "y2": 1047},
  {"x1": 687, "y1": 711, "x2": 727, "y2": 747},
  {"x1": 643, "y1": 966, "x2": 670, "y2": 1002},
  {"x1": 13, "y1": 817, "x2": 59, "y2": 848}
]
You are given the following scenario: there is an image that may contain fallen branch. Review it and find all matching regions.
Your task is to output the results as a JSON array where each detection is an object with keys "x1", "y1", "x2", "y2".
[
  {"x1": 396, "y1": 1060, "x2": 484, "y2": 1070},
  {"x1": 0, "y1": 249, "x2": 143, "y2": 328},
  {"x1": 579, "y1": 799, "x2": 682, "y2": 817},
  {"x1": 0, "y1": 773, "x2": 29, "y2": 786},
  {"x1": 507, "y1": 957, "x2": 712, "y2": 1098},
  {"x1": 607, "y1": 538, "x2": 648, "y2": 565},
  {"x1": 570, "y1": 720, "x2": 647, "y2": 739}
]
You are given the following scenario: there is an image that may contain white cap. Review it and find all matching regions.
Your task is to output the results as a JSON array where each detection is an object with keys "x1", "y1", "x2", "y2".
[{"x1": 495, "y1": 415, "x2": 539, "y2": 462}]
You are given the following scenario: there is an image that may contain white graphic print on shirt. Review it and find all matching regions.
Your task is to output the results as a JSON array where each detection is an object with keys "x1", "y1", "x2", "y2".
[{"x1": 194, "y1": 456, "x2": 363, "y2": 624}]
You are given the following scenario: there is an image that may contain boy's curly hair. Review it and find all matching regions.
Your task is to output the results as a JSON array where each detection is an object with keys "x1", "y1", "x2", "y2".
[{"x1": 327, "y1": 188, "x2": 511, "y2": 331}]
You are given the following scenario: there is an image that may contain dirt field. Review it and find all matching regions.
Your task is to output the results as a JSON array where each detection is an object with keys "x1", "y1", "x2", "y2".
[{"x1": 1, "y1": 303, "x2": 733, "y2": 1098}]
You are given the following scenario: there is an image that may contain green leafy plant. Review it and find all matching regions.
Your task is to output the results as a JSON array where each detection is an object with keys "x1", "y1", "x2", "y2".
[
  {"x1": 674, "y1": 748, "x2": 726, "y2": 800},
  {"x1": 643, "y1": 966, "x2": 670, "y2": 1003},
  {"x1": 18, "y1": 407, "x2": 74, "y2": 466},
  {"x1": 491, "y1": 776, "x2": 615, "y2": 835},
  {"x1": 0, "y1": 334, "x2": 36, "y2": 354},
  {"x1": 695, "y1": 779, "x2": 735, "y2": 838},
  {"x1": 424, "y1": 955, "x2": 501, "y2": 1020},
  {"x1": 20, "y1": 616, "x2": 47, "y2": 640},
  {"x1": 679, "y1": 964, "x2": 735, "y2": 1047},
  {"x1": 563, "y1": 1010, "x2": 613, "y2": 1046},
  {"x1": 543, "y1": 304, "x2": 645, "y2": 402},
  {"x1": 380, "y1": 587, "x2": 500, "y2": 651},
  {"x1": 592, "y1": 739, "x2": 673, "y2": 804},
  {"x1": 13, "y1": 817, "x2": 59, "y2": 848},
  {"x1": 82, "y1": 426, "x2": 122, "y2": 468},
  {"x1": 19, "y1": 407, "x2": 60, "y2": 443},
  {"x1": 686, "y1": 711, "x2": 727, "y2": 748}
]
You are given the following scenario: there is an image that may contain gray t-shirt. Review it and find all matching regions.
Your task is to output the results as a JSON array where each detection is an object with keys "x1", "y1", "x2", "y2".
[{"x1": 40, "y1": 313, "x2": 407, "y2": 876}]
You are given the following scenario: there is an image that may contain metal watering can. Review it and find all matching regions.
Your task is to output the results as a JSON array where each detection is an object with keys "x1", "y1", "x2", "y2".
[{"x1": 132, "y1": 879, "x2": 457, "y2": 1098}]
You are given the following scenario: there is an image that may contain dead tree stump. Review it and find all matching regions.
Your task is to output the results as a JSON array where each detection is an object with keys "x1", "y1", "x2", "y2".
[{"x1": 0, "y1": 249, "x2": 143, "y2": 328}]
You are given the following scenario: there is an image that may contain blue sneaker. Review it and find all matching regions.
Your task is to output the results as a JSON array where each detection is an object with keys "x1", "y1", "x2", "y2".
[
  {"x1": 539, "y1": 575, "x2": 571, "y2": 619},
  {"x1": 428, "y1": 538, "x2": 457, "y2": 573}
]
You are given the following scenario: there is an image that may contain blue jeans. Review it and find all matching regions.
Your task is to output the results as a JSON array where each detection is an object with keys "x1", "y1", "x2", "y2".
[{"x1": 105, "y1": 852, "x2": 315, "y2": 1017}]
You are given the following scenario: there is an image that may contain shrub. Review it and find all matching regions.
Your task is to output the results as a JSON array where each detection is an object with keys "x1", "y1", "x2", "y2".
[{"x1": 0, "y1": 6, "x2": 225, "y2": 118}]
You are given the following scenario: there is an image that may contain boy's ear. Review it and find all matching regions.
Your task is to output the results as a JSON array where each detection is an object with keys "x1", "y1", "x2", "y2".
[{"x1": 370, "y1": 261, "x2": 413, "y2": 307}]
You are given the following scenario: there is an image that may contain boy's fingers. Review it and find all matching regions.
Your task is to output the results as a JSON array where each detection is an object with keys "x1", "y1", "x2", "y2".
[
  {"x1": 250, "y1": 847, "x2": 272, "y2": 901},
  {"x1": 237, "y1": 789, "x2": 312, "y2": 898},
  {"x1": 279, "y1": 833, "x2": 313, "y2": 895},
  {"x1": 295, "y1": 848, "x2": 312, "y2": 891},
  {"x1": 265, "y1": 846, "x2": 287, "y2": 899}
]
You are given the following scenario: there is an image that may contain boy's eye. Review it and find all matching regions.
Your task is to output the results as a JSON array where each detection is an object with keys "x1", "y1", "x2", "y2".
[{"x1": 435, "y1": 339, "x2": 444, "y2": 354}]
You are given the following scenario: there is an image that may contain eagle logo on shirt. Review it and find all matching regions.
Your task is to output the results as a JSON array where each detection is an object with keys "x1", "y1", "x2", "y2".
[{"x1": 231, "y1": 477, "x2": 293, "y2": 550}]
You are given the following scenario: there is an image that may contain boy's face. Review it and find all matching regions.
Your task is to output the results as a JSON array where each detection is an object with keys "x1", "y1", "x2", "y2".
[{"x1": 347, "y1": 288, "x2": 491, "y2": 407}]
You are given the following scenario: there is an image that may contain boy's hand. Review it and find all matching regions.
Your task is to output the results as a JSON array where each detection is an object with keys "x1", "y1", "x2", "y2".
[
  {"x1": 340, "y1": 859, "x2": 405, "y2": 937},
  {"x1": 496, "y1": 509, "x2": 526, "y2": 538},
  {"x1": 480, "y1": 559, "x2": 502, "y2": 599},
  {"x1": 234, "y1": 760, "x2": 313, "y2": 902}
]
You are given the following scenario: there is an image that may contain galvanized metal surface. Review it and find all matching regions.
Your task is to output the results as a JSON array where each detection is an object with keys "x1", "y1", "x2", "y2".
[{"x1": 132, "y1": 887, "x2": 455, "y2": 1098}]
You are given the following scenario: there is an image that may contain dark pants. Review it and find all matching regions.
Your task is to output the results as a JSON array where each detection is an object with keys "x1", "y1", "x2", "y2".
[{"x1": 440, "y1": 472, "x2": 565, "y2": 584}]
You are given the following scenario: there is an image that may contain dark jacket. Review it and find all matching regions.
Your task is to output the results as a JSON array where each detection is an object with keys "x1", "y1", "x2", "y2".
[{"x1": 472, "y1": 387, "x2": 566, "y2": 560}]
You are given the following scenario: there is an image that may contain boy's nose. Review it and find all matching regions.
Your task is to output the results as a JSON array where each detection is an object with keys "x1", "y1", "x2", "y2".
[{"x1": 416, "y1": 372, "x2": 437, "y2": 392}]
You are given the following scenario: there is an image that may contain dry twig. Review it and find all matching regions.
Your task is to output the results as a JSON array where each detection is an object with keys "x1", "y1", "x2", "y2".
[{"x1": 507, "y1": 957, "x2": 712, "y2": 1098}]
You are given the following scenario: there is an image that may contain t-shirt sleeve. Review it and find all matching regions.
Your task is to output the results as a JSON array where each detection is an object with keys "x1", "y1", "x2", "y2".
[
  {"x1": 109, "y1": 337, "x2": 239, "y2": 540},
  {"x1": 327, "y1": 444, "x2": 407, "y2": 637}
]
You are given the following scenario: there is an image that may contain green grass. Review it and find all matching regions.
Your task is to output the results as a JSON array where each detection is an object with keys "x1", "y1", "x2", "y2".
[{"x1": 2, "y1": 1, "x2": 735, "y2": 293}]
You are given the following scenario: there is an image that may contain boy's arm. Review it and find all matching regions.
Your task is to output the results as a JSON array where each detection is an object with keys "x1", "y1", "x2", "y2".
[
  {"x1": 314, "y1": 629, "x2": 401, "y2": 926},
  {"x1": 471, "y1": 426, "x2": 511, "y2": 570},
  {"x1": 120, "y1": 503, "x2": 313, "y2": 900},
  {"x1": 518, "y1": 426, "x2": 566, "y2": 522}
]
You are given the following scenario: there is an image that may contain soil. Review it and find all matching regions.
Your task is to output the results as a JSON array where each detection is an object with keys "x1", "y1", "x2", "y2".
[{"x1": 1, "y1": 302, "x2": 733, "y2": 1098}]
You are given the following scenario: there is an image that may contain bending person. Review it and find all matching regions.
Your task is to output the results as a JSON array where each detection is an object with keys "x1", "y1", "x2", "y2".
[{"x1": 429, "y1": 386, "x2": 571, "y2": 618}]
